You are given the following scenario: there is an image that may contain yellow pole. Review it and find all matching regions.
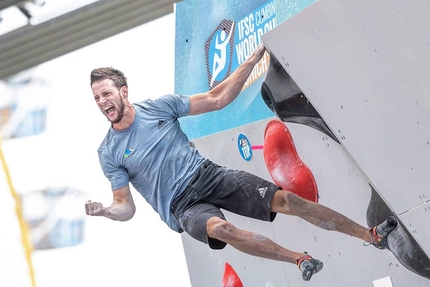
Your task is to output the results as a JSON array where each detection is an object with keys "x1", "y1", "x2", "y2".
[{"x1": 0, "y1": 138, "x2": 37, "y2": 287}]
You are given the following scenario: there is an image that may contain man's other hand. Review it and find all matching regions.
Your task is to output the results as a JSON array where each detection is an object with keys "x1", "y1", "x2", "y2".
[
  {"x1": 85, "y1": 200, "x2": 106, "y2": 216},
  {"x1": 249, "y1": 44, "x2": 267, "y2": 65}
]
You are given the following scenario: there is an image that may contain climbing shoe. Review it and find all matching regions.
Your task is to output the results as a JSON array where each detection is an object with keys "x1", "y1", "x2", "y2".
[
  {"x1": 296, "y1": 252, "x2": 323, "y2": 281},
  {"x1": 368, "y1": 215, "x2": 398, "y2": 249}
]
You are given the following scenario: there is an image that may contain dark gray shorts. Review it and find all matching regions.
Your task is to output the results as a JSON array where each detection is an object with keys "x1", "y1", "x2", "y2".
[{"x1": 170, "y1": 160, "x2": 279, "y2": 250}]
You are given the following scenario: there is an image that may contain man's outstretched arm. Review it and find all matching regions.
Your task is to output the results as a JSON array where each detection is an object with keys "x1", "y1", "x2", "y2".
[
  {"x1": 85, "y1": 185, "x2": 136, "y2": 221},
  {"x1": 189, "y1": 44, "x2": 266, "y2": 115}
]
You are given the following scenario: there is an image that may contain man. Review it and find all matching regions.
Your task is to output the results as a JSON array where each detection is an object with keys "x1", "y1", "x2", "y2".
[{"x1": 85, "y1": 45, "x2": 397, "y2": 281}]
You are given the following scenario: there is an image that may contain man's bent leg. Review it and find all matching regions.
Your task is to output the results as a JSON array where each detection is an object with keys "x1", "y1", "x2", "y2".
[
  {"x1": 271, "y1": 189, "x2": 374, "y2": 242},
  {"x1": 206, "y1": 216, "x2": 323, "y2": 281},
  {"x1": 207, "y1": 216, "x2": 304, "y2": 263}
]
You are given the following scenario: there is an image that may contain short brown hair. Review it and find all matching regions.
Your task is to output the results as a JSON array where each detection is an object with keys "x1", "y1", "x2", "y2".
[{"x1": 90, "y1": 67, "x2": 128, "y2": 90}]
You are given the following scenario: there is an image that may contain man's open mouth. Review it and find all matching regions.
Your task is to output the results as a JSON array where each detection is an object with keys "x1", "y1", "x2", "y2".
[{"x1": 104, "y1": 106, "x2": 115, "y2": 115}]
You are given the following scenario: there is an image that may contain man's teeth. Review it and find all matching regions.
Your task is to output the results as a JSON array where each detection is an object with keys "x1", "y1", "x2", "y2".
[{"x1": 105, "y1": 106, "x2": 114, "y2": 114}]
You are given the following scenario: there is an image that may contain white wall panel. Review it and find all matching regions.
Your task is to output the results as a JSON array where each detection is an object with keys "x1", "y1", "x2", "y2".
[
  {"x1": 182, "y1": 119, "x2": 430, "y2": 286},
  {"x1": 263, "y1": 0, "x2": 430, "y2": 255}
]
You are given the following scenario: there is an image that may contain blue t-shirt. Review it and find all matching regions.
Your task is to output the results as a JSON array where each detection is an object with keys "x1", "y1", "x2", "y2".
[{"x1": 97, "y1": 94, "x2": 206, "y2": 232}]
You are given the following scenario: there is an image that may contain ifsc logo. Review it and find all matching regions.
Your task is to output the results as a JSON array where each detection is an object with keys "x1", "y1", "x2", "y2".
[{"x1": 205, "y1": 19, "x2": 236, "y2": 90}]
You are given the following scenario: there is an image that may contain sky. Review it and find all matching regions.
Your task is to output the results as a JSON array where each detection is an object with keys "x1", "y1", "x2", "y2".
[{"x1": 0, "y1": 12, "x2": 192, "y2": 287}]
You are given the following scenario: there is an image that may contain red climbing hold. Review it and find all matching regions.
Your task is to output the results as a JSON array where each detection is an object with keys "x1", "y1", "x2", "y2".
[
  {"x1": 263, "y1": 120, "x2": 319, "y2": 202},
  {"x1": 222, "y1": 263, "x2": 244, "y2": 287}
]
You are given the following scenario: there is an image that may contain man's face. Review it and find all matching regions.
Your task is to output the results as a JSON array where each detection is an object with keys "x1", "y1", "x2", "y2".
[{"x1": 92, "y1": 79, "x2": 126, "y2": 124}]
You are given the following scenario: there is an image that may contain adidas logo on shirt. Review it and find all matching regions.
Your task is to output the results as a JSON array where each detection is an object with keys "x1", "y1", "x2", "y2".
[{"x1": 158, "y1": 120, "x2": 167, "y2": 129}]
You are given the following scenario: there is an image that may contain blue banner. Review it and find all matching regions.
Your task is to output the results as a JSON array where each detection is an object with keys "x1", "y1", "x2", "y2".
[{"x1": 175, "y1": 0, "x2": 316, "y2": 139}]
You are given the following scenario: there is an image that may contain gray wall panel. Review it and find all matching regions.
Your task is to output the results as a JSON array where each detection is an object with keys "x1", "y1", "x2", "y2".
[
  {"x1": 191, "y1": 125, "x2": 257, "y2": 174},
  {"x1": 182, "y1": 119, "x2": 429, "y2": 286},
  {"x1": 263, "y1": 0, "x2": 430, "y2": 256},
  {"x1": 399, "y1": 204, "x2": 430, "y2": 256}
]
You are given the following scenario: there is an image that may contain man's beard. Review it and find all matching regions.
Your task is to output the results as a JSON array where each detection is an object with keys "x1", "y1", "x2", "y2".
[{"x1": 107, "y1": 99, "x2": 125, "y2": 124}]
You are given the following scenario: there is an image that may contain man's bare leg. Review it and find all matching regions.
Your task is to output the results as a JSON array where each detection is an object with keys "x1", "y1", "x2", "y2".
[
  {"x1": 205, "y1": 189, "x2": 395, "y2": 281},
  {"x1": 206, "y1": 216, "x2": 304, "y2": 263},
  {"x1": 206, "y1": 189, "x2": 374, "y2": 262},
  {"x1": 271, "y1": 189, "x2": 373, "y2": 242},
  {"x1": 206, "y1": 216, "x2": 324, "y2": 281}
]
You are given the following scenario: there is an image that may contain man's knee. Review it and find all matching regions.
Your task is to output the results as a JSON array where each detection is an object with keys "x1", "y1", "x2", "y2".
[
  {"x1": 206, "y1": 217, "x2": 235, "y2": 241},
  {"x1": 273, "y1": 189, "x2": 306, "y2": 214}
]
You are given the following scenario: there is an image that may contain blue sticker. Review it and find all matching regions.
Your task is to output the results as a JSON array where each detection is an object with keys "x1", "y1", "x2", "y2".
[{"x1": 238, "y1": 133, "x2": 252, "y2": 161}]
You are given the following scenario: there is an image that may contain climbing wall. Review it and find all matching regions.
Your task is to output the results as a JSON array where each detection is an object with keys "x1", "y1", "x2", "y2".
[
  {"x1": 175, "y1": 0, "x2": 430, "y2": 286},
  {"x1": 184, "y1": 117, "x2": 430, "y2": 286},
  {"x1": 262, "y1": 0, "x2": 430, "y2": 281}
]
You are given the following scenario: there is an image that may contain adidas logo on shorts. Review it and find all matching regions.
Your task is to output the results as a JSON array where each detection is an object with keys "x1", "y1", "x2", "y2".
[{"x1": 258, "y1": 187, "x2": 268, "y2": 198}]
